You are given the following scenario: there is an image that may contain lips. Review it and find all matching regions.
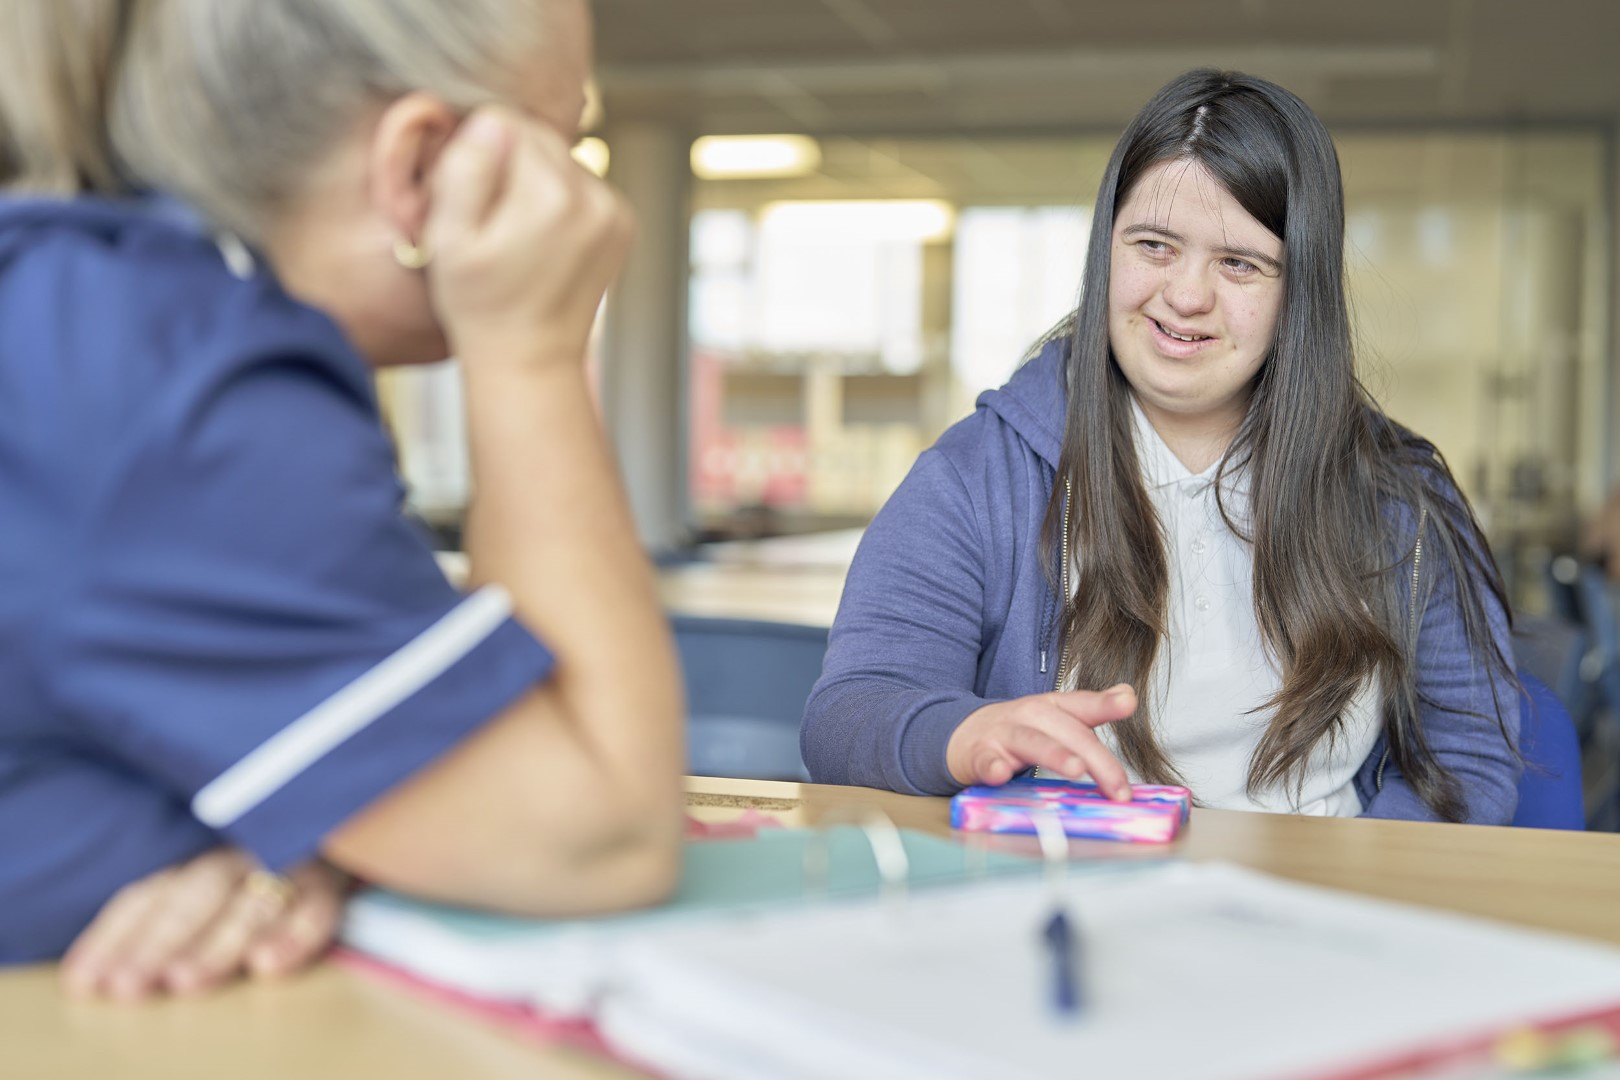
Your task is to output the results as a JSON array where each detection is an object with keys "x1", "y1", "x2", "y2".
[
  {"x1": 1146, "y1": 316, "x2": 1218, "y2": 358},
  {"x1": 1150, "y1": 317, "x2": 1212, "y2": 343}
]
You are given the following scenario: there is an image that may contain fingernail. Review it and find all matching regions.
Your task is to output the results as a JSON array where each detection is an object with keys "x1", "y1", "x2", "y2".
[
  {"x1": 164, "y1": 964, "x2": 200, "y2": 993},
  {"x1": 463, "y1": 112, "x2": 507, "y2": 148},
  {"x1": 109, "y1": 970, "x2": 149, "y2": 1000},
  {"x1": 247, "y1": 944, "x2": 281, "y2": 976},
  {"x1": 1107, "y1": 685, "x2": 1134, "y2": 701},
  {"x1": 61, "y1": 966, "x2": 98, "y2": 997}
]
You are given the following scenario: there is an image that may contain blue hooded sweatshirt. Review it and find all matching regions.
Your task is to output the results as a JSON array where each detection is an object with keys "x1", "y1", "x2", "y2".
[{"x1": 802, "y1": 340, "x2": 1521, "y2": 823}]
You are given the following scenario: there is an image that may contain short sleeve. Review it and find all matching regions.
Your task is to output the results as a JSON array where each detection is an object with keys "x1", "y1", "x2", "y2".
[{"x1": 48, "y1": 346, "x2": 554, "y2": 871}]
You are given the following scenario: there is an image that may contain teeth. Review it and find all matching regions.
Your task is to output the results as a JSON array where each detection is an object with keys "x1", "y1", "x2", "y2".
[{"x1": 1156, "y1": 319, "x2": 1204, "y2": 342}]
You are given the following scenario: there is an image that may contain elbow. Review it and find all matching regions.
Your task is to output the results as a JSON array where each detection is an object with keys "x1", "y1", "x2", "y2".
[
  {"x1": 578, "y1": 825, "x2": 683, "y2": 913},
  {"x1": 799, "y1": 689, "x2": 846, "y2": 785},
  {"x1": 1464, "y1": 770, "x2": 1521, "y2": 827},
  {"x1": 565, "y1": 794, "x2": 685, "y2": 913}
]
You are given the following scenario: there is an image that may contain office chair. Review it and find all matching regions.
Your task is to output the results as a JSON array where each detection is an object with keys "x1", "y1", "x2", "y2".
[
  {"x1": 672, "y1": 615, "x2": 828, "y2": 781},
  {"x1": 1512, "y1": 613, "x2": 1586, "y2": 718},
  {"x1": 1511, "y1": 671, "x2": 1585, "y2": 830}
]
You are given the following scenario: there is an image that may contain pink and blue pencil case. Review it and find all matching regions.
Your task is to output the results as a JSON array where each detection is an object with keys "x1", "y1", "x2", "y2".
[{"x1": 950, "y1": 777, "x2": 1192, "y2": 844}]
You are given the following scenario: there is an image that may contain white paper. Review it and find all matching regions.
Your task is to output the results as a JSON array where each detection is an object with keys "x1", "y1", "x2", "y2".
[{"x1": 597, "y1": 862, "x2": 1620, "y2": 1080}]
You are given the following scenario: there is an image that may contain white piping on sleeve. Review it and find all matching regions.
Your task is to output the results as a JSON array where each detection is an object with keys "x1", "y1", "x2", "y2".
[{"x1": 192, "y1": 585, "x2": 515, "y2": 828}]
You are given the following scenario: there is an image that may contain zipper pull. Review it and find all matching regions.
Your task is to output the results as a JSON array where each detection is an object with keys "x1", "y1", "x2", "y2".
[{"x1": 1039, "y1": 649, "x2": 1048, "y2": 675}]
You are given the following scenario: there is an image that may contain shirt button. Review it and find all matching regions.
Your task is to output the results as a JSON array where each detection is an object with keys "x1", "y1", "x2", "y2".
[
  {"x1": 1191, "y1": 537, "x2": 1207, "y2": 556},
  {"x1": 1194, "y1": 594, "x2": 1210, "y2": 612}
]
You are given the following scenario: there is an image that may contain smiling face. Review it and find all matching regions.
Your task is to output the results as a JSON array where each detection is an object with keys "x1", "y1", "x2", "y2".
[{"x1": 1107, "y1": 157, "x2": 1286, "y2": 469}]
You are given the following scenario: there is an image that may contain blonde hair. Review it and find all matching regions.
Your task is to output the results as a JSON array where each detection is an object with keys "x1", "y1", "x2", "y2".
[
  {"x1": 0, "y1": 0, "x2": 130, "y2": 195},
  {"x1": 1, "y1": 0, "x2": 560, "y2": 240}
]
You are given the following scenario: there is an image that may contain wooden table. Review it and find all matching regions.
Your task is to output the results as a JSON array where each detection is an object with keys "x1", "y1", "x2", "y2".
[
  {"x1": 657, "y1": 561, "x2": 848, "y2": 626},
  {"x1": 9, "y1": 776, "x2": 1620, "y2": 1078}
]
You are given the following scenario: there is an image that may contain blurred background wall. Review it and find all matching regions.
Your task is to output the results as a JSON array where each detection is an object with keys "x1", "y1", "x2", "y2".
[{"x1": 380, "y1": 0, "x2": 1620, "y2": 609}]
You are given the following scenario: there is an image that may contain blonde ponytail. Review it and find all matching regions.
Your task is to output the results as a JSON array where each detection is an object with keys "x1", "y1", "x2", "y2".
[{"x1": 0, "y1": 0, "x2": 132, "y2": 195}]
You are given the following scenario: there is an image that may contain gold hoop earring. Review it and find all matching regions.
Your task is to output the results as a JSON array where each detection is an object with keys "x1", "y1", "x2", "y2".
[{"x1": 392, "y1": 237, "x2": 432, "y2": 270}]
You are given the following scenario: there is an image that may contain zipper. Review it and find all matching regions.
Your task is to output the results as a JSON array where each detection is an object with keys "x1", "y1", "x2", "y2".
[
  {"x1": 1033, "y1": 479, "x2": 1073, "y2": 782},
  {"x1": 1376, "y1": 505, "x2": 1427, "y2": 792},
  {"x1": 1054, "y1": 477, "x2": 1074, "y2": 692}
]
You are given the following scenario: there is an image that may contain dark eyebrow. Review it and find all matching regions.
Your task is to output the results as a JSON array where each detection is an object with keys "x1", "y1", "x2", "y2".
[{"x1": 1120, "y1": 223, "x2": 1283, "y2": 274}]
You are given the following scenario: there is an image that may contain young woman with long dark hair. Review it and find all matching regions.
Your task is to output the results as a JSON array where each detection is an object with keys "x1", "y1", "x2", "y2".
[{"x1": 803, "y1": 69, "x2": 1520, "y2": 822}]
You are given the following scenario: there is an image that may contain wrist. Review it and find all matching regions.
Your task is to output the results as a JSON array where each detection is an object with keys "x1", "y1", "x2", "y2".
[
  {"x1": 450, "y1": 325, "x2": 593, "y2": 376},
  {"x1": 459, "y1": 357, "x2": 594, "y2": 401}
]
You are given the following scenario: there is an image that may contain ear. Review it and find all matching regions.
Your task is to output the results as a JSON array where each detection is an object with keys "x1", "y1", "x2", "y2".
[{"x1": 367, "y1": 93, "x2": 459, "y2": 249}]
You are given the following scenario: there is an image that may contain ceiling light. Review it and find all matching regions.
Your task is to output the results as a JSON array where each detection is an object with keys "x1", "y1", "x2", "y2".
[{"x1": 691, "y1": 135, "x2": 822, "y2": 179}]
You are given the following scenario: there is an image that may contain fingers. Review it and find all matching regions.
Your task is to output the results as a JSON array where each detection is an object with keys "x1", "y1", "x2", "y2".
[
  {"x1": 59, "y1": 852, "x2": 347, "y2": 1001},
  {"x1": 947, "y1": 688, "x2": 1139, "y2": 800},
  {"x1": 60, "y1": 875, "x2": 167, "y2": 999},
  {"x1": 61, "y1": 850, "x2": 252, "y2": 1001},
  {"x1": 158, "y1": 875, "x2": 283, "y2": 995},
  {"x1": 1004, "y1": 721, "x2": 1133, "y2": 802},
  {"x1": 1051, "y1": 683, "x2": 1139, "y2": 730},
  {"x1": 244, "y1": 864, "x2": 347, "y2": 979},
  {"x1": 113, "y1": 853, "x2": 251, "y2": 988},
  {"x1": 427, "y1": 107, "x2": 515, "y2": 236}
]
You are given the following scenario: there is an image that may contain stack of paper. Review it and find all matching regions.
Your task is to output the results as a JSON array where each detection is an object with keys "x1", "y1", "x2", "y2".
[
  {"x1": 344, "y1": 833, "x2": 1620, "y2": 1079},
  {"x1": 596, "y1": 862, "x2": 1620, "y2": 1080}
]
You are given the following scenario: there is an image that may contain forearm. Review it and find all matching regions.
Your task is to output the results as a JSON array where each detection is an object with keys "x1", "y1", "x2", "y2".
[
  {"x1": 324, "y1": 363, "x2": 684, "y2": 912},
  {"x1": 804, "y1": 676, "x2": 983, "y2": 795},
  {"x1": 460, "y1": 362, "x2": 683, "y2": 801}
]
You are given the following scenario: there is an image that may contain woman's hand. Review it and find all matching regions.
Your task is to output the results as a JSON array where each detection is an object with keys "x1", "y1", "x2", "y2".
[
  {"x1": 946, "y1": 684, "x2": 1138, "y2": 798},
  {"x1": 424, "y1": 106, "x2": 634, "y2": 372},
  {"x1": 60, "y1": 850, "x2": 348, "y2": 1000}
]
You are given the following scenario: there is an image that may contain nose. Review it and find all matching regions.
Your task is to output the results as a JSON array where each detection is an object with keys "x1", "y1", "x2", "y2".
[{"x1": 1162, "y1": 262, "x2": 1215, "y2": 317}]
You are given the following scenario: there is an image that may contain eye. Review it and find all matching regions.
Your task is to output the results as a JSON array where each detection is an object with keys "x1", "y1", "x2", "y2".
[
  {"x1": 1136, "y1": 239, "x2": 1172, "y2": 256},
  {"x1": 1221, "y1": 256, "x2": 1260, "y2": 275}
]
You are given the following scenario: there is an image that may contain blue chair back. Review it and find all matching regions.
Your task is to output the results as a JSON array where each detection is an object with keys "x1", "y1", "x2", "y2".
[
  {"x1": 1511, "y1": 671, "x2": 1585, "y2": 830},
  {"x1": 1512, "y1": 614, "x2": 1587, "y2": 719},
  {"x1": 672, "y1": 615, "x2": 828, "y2": 781}
]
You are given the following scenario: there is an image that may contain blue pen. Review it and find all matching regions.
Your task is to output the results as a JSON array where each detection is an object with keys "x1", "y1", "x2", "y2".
[
  {"x1": 1030, "y1": 810, "x2": 1082, "y2": 1018},
  {"x1": 1042, "y1": 906, "x2": 1082, "y2": 1016}
]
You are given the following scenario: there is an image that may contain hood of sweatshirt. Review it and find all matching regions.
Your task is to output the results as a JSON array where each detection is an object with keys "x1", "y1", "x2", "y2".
[{"x1": 973, "y1": 337, "x2": 1069, "y2": 471}]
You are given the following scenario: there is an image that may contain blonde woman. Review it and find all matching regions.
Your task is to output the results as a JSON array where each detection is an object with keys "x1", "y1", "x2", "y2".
[{"x1": 0, "y1": 0, "x2": 684, "y2": 994}]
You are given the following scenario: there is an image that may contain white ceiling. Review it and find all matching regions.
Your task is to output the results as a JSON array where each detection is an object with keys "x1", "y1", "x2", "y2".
[{"x1": 593, "y1": 0, "x2": 1620, "y2": 134}]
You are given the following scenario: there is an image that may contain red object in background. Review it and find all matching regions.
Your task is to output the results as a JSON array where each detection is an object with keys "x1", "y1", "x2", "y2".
[
  {"x1": 689, "y1": 349, "x2": 807, "y2": 510},
  {"x1": 759, "y1": 427, "x2": 808, "y2": 507}
]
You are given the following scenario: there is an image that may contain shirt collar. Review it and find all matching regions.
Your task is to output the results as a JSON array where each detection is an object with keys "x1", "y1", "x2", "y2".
[
  {"x1": 1129, "y1": 395, "x2": 1209, "y2": 491},
  {"x1": 1128, "y1": 395, "x2": 1252, "y2": 504}
]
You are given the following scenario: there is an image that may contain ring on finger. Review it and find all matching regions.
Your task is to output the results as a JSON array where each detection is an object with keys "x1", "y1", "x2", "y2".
[{"x1": 242, "y1": 870, "x2": 296, "y2": 921}]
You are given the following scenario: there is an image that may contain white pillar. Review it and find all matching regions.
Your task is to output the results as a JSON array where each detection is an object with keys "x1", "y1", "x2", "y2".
[{"x1": 599, "y1": 122, "x2": 691, "y2": 551}]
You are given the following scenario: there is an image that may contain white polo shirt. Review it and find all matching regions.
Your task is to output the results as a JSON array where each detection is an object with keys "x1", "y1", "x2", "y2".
[{"x1": 1071, "y1": 399, "x2": 1379, "y2": 816}]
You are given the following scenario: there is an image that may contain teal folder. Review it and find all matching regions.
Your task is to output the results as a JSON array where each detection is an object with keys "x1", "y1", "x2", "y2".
[{"x1": 340, "y1": 827, "x2": 1046, "y2": 1011}]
